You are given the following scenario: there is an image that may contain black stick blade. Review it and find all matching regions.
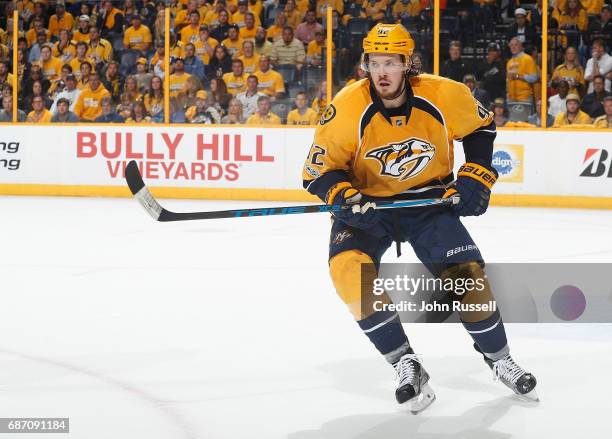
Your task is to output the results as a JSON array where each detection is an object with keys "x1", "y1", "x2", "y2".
[{"x1": 125, "y1": 160, "x2": 145, "y2": 195}]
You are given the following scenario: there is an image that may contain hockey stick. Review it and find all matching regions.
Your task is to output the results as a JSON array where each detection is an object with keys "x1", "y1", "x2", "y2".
[{"x1": 125, "y1": 160, "x2": 457, "y2": 222}]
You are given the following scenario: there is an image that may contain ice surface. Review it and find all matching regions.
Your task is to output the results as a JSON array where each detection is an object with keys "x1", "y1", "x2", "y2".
[{"x1": 1, "y1": 196, "x2": 611, "y2": 438}]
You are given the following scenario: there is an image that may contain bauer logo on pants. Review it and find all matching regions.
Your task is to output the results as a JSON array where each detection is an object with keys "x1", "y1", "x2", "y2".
[{"x1": 492, "y1": 144, "x2": 524, "y2": 183}]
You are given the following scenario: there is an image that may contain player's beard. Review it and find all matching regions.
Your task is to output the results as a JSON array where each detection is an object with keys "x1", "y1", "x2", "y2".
[{"x1": 375, "y1": 75, "x2": 406, "y2": 101}]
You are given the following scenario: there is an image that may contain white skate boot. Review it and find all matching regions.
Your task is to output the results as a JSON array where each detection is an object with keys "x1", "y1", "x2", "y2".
[{"x1": 393, "y1": 352, "x2": 436, "y2": 414}]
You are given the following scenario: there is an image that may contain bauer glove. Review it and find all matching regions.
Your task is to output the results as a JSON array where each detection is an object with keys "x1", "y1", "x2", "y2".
[
  {"x1": 327, "y1": 182, "x2": 379, "y2": 230},
  {"x1": 444, "y1": 161, "x2": 498, "y2": 216}
]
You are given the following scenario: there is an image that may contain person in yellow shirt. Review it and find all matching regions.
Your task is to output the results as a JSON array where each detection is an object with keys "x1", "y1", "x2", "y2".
[
  {"x1": 553, "y1": 94, "x2": 593, "y2": 126},
  {"x1": 592, "y1": 96, "x2": 612, "y2": 128},
  {"x1": 232, "y1": 0, "x2": 261, "y2": 27},
  {"x1": 77, "y1": 61, "x2": 94, "y2": 89},
  {"x1": 306, "y1": 30, "x2": 336, "y2": 67},
  {"x1": 266, "y1": 12, "x2": 287, "y2": 43},
  {"x1": 248, "y1": 0, "x2": 263, "y2": 18},
  {"x1": 254, "y1": 55, "x2": 285, "y2": 98},
  {"x1": 74, "y1": 73, "x2": 110, "y2": 121},
  {"x1": 193, "y1": 26, "x2": 218, "y2": 64},
  {"x1": 246, "y1": 94, "x2": 282, "y2": 124},
  {"x1": 48, "y1": 2, "x2": 74, "y2": 38},
  {"x1": 39, "y1": 45, "x2": 63, "y2": 82},
  {"x1": 99, "y1": 0, "x2": 124, "y2": 38},
  {"x1": 316, "y1": 0, "x2": 344, "y2": 19},
  {"x1": 175, "y1": 0, "x2": 206, "y2": 29},
  {"x1": 223, "y1": 59, "x2": 248, "y2": 95},
  {"x1": 392, "y1": 0, "x2": 422, "y2": 22},
  {"x1": 73, "y1": 15, "x2": 92, "y2": 43},
  {"x1": 363, "y1": 0, "x2": 388, "y2": 22},
  {"x1": 222, "y1": 25, "x2": 243, "y2": 57},
  {"x1": 69, "y1": 42, "x2": 96, "y2": 80},
  {"x1": 284, "y1": 0, "x2": 302, "y2": 31},
  {"x1": 287, "y1": 91, "x2": 319, "y2": 125},
  {"x1": 238, "y1": 12, "x2": 258, "y2": 41},
  {"x1": 555, "y1": 0, "x2": 588, "y2": 32},
  {"x1": 506, "y1": 37, "x2": 538, "y2": 103},
  {"x1": 237, "y1": 40, "x2": 260, "y2": 74},
  {"x1": 581, "y1": 0, "x2": 604, "y2": 15},
  {"x1": 27, "y1": 95, "x2": 53, "y2": 123},
  {"x1": 204, "y1": 0, "x2": 227, "y2": 27},
  {"x1": 169, "y1": 58, "x2": 192, "y2": 97},
  {"x1": 180, "y1": 10, "x2": 203, "y2": 45},
  {"x1": 123, "y1": 15, "x2": 152, "y2": 54},
  {"x1": 87, "y1": 26, "x2": 113, "y2": 65},
  {"x1": 551, "y1": 46, "x2": 585, "y2": 95},
  {"x1": 52, "y1": 29, "x2": 77, "y2": 64},
  {"x1": 26, "y1": 17, "x2": 50, "y2": 48}
]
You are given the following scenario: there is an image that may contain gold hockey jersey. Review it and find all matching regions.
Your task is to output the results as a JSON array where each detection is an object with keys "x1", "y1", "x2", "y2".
[{"x1": 303, "y1": 75, "x2": 494, "y2": 200}]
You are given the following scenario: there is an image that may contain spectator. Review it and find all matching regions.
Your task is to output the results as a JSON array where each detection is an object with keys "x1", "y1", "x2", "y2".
[
  {"x1": 238, "y1": 40, "x2": 260, "y2": 74},
  {"x1": 221, "y1": 98, "x2": 246, "y2": 124},
  {"x1": 254, "y1": 26, "x2": 274, "y2": 57},
  {"x1": 126, "y1": 100, "x2": 152, "y2": 123},
  {"x1": 592, "y1": 96, "x2": 612, "y2": 128},
  {"x1": 181, "y1": 11, "x2": 203, "y2": 45},
  {"x1": 48, "y1": 1, "x2": 75, "y2": 39},
  {"x1": 584, "y1": 39, "x2": 612, "y2": 93},
  {"x1": 223, "y1": 59, "x2": 248, "y2": 96},
  {"x1": 548, "y1": 80, "x2": 570, "y2": 117},
  {"x1": 553, "y1": 94, "x2": 593, "y2": 126},
  {"x1": 176, "y1": 0, "x2": 203, "y2": 29},
  {"x1": 316, "y1": 0, "x2": 344, "y2": 19},
  {"x1": 267, "y1": 12, "x2": 288, "y2": 43},
  {"x1": 528, "y1": 100, "x2": 555, "y2": 127},
  {"x1": 74, "y1": 15, "x2": 92, "y2": 44},
  {"x1": 116, "y1": 93, "x2": 134, "y2": 120},
  {"x1": 204, "y1": 0, "x2": 228, "y2": 28},
  {"x1": 194, "y1": 25, "x2": 218, "y2": 65},
  {"x1": 210, "y1": 77, "x2": 232, "y2": 114},
  {"x1": 144, "y1": 75, "x2": 165, "y2": 123},
  {"x1": 124, "y1": 75, "x2": 143, "y2": 102},
  {"x1": 506, "y1": 37, "x2": 538, "y2": 104},
  {"x1": 53, "y1": 29, "x2": 77, "y2": 65},
  {"x1": 463, "y1": 74, "x2": 491, "y2": 109},
  {"x1": 477, "y1": 43, "x2": 506, "y2": 101},
  {"x1": 587, "y1": 5, "x2": 611, "y2": 48},
  {"x1": 0, "y1": 95, "x2": 26, "y2": 122},
  {"x1": 207, "y1": 44, "x2": 233, "y2": 78},
  {"x1": 98, "y1": 0, "x2": 125, "y2": 39},
  {"x1": 95, "y1": 96, "x2": 125, "y2": 123},
  {"x1": 306, "y1": 30, "x2": 335, "y2": 67},
  {"x1": 492, "y1": 98, "x2": 508, "y2": 127},
  {"x1": 23, "y1": 80, "x2": 52, "y2": 114},
  {"x1": 186, "y1": 90, "x2": 221, "y2": 123},
  {"x1": 22, "y1": 64, "x2": 50, "y2": 101},
  {"x1": 176, "y1": 76, "x2": 202, "y2": 112},
  {"x1": 239, "y1": 12, "x2": 258, "y2": 41},
  {"x1": 551, "y1": 46, "x2": 585, "y2": 95},
  {"x1": 554, "y1": 0, "x2": 588, "y2": 33},
  {"x1": 254, "y1": 55, "x2": 285, "y2": 99},
  {"x1": 124, "y1": 15, "x2": 152, "y2": 55},
  {"x1": 247, "y1": 94, "x2": 281, "y2": 124},
  {"x1": 0, "y1": 61, "x2": 12, "y2": 90},
  {"x1": 150, "y1": 43, "x2": 167, "y2": 79},
  {"x1": 581, "y1": 75, "x2": 610, "y2": 118},
  {"x1": 27, "y1": 95, "x2": 53, "y2": 123},
  {"x1": 284, "y1": 0, "x2": 302, "y2": 31},
  {"x1": 51, "y1": 97, "x2": 79, "y2": 122},
  {"x1": 393, "y1": 0, "x2": 422, "y2": 24},
  {"x1": 506, "y1": 8, "x2": 537, "y2": 50},
  {"x1": 528, "y1": 0, "x2": 545, "y2": 32},
  {"x1": 222, "y1": 25, "x2": 243, "y2": 57},
  {"x1": 237, "y1": 74, "x2": 265, "y2": 118},
  {"x1": 50, "y1": 74, "x2": 80, "y2": 114},
  {"x1": 134, "y1": 58, "x2": 154, "y2": 93},
  {"x1": 183, "y1": 42, "x2": 207, "y2": 81},
  {"x1": 287, "y1": 91, "x2": 318, "y2": 125},
  {"x1": 28, "y1": 31, "x2": 50, "y2": 64},
  {"x1": 26, "y1": 17, "x2": 49, "y2": 49},
  {"x1": 441, "y1": 41, "x2": 467, "y2": 83},
  {"x1": 101, "y1": 61, "x2": 124, "y2": 102},
  {"x1": 169, "y1": 58, "x2": 192, "y2": 98},
  {"x1": 295, "y1": 9, "x2": 323, "y2": 45},
  {"x1": 74, "y1": 73, "x2": 111, "y2": 121},
  {"x1": 233, "y1": 0, "x2": 259, "y2": 29},
  {"x1": 211, "y1": 9, "x2": 231, "y2": 42},
  {"x1": 271, "y1": 26, "x2": 306, "y2": 72},
  {"x1": 70, "y1": 42, "x2": 95, "y2": 82},
  {"x1": 364, "y1": 0, "x2": 387, "y2": 22},
  {"x1": 88, "y1": 26, "x2": 113, "y2": 66}
]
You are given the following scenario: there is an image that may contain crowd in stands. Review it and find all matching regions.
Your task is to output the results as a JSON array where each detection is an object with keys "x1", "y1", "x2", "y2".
[{"x1": 0, "y1": 0, "x2": 609, "y2": 128}]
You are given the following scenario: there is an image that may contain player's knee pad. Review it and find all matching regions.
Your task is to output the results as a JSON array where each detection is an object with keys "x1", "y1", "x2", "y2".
[
  {"x1": 440, "y1": 261, "x2": 496, "y2": 322},
  {"x1": 329, "y1": 250, "x2": 389, "y2": 320}
]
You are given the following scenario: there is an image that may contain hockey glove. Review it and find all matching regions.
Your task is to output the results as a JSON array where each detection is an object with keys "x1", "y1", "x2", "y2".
[
  {"x1": 444, "y1": 162, "x2": 498, "y2": 216},
  {"x1": 327, "y1": 182, "x2": 379, "y2": 230}
]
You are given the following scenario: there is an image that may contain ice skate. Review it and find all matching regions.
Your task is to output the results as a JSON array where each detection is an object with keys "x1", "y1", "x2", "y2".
[
  {"x1": 474, "y1": 343, "x2": 539, "y2": 402},
  {"x1": 393, "y1": 352, "x2": 436, "y2": 414}
]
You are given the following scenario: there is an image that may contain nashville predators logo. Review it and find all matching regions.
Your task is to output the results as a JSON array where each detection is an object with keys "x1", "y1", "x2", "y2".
[
  {"x1": 366, "y1": 138, "x2": 436, "y2": 181},
  {"x1": 319, "y1": 104, "x2": 336, "y2": 125}
]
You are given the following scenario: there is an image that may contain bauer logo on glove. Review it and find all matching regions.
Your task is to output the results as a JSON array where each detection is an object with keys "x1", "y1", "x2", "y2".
[{"x1": 444, "y1": 162, "x2": 499, "y2": 217}]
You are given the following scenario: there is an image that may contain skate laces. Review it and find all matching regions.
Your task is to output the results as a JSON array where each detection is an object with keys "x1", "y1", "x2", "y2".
[
  {"x1": 493, "y1": 355, "x2": 526, "y2": 383},
  {"x1": 395, "y1": 354, "x2": 421, "y2": 386}
]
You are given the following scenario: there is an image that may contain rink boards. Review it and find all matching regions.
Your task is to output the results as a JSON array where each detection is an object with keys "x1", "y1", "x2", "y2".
[{"x1": 0, "y1": 124, "x2": 611, "y2": 209}]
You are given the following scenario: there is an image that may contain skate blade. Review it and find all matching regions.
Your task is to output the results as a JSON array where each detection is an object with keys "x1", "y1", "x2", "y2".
[
  {"x1": 517, "y1": 389, "x2": 539, "y2": 403},
  {"x1": 408, "y1": 383, "x2": 436, "y2": 415}
]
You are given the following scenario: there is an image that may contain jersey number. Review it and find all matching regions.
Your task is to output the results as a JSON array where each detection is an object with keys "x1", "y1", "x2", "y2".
[
  {"x1": 310, "y1": 145, "x2": 326, "y2": 166},
  {"x1": 476, "y1": 101, "x2": 489, "y2": 120}
]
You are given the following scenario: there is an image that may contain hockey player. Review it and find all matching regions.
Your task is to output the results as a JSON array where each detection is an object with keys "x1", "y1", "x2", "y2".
[{"x1": 302, "y1": 23, "x2": 537, "y2": 413}]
